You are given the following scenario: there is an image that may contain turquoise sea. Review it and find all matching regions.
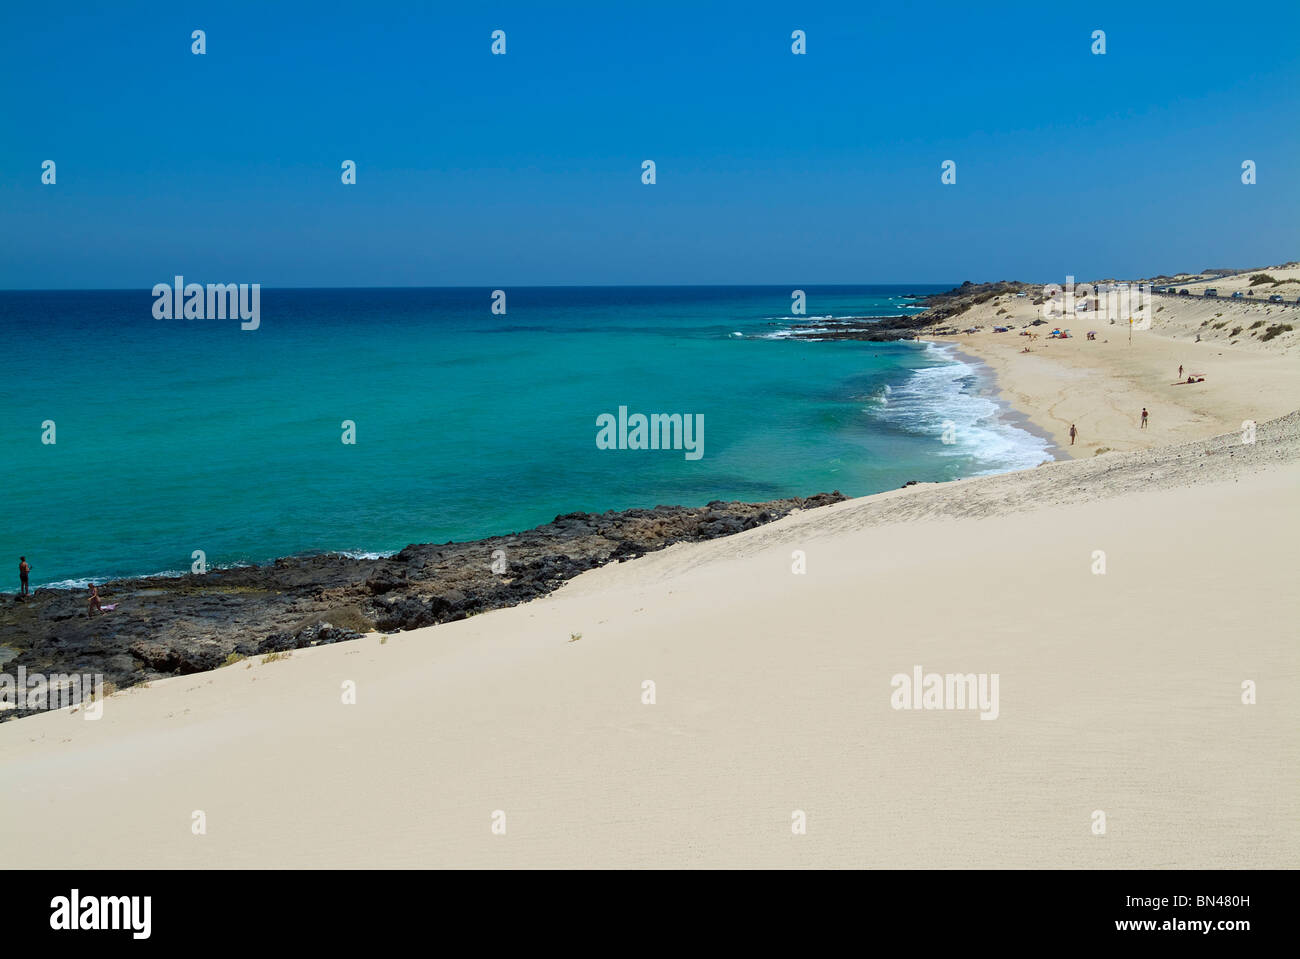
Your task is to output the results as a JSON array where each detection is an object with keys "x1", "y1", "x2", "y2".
[{"x1": 0, "y1": 286, "x2": 1053, "y2": 588}]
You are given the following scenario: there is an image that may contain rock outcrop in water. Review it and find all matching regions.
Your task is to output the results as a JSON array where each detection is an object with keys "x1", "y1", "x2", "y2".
[
  {"x1": 783, "y1": 281, "x2": 1039, "y2": 341},
  {"x1": 0, "y1": 493, "x2": 845, "y2": 721}
]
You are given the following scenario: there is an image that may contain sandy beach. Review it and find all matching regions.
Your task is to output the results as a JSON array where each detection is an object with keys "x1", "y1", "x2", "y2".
[
  {"x1": 3, "y1": 271, "x2": 1297, "y2": 867},
  {"x1": 927, "y1": 274, "x2": 1300, "y2": 457}
]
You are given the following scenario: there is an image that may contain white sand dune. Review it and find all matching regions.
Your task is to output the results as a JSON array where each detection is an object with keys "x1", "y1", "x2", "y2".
[{"x1": 3, "y1": 416, "x2": 1296, "y2": 868}]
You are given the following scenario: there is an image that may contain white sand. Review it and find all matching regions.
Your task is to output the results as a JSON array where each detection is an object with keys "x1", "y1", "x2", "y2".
[
  {"x1": 3, "y1": 416, "x2": 1296, "y2": 868},
  {"x1": 928, "y1": 273, "x2": 1300, "y2": 455}
]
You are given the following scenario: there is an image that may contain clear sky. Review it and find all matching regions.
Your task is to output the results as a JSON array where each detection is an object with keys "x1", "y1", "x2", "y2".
[{"x1": 1, "y1": 0, "x2": 1297, "y2": 288}]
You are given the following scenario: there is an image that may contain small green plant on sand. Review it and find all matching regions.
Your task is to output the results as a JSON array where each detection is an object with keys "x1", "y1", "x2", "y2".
[
  {"x1": 261, "y1": 650, "x2": 291, "y2": 664},
  {"x1": 223, "y1": 652, "x2": 245, "y2": 667},
  {"x1": 569, "y1": 632, "x2": 582, "y2": 643}
]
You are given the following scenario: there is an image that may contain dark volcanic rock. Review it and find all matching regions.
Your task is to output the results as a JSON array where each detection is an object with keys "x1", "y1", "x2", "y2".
[
  {"x1": 0, "y1": 490, "x2": 847, "y2": 718},
  {"x1": 365, "y1": 570, "x2": 407, "y2": 595},
  {"x1": 372, "y1": 596, "x2": 442, "y2": 631},
  {"x1": 254, "y1": 632, "x2": 299, "y2": 654},
  {"x1": 257, "y1": 622, "x2": 366, "y2": 653},
  {"x1": 129, "y1": 640, "x2": 182, "y2": 672},
  {"x1": 781, "y1": 281, "x2": 1038, "y2": 342},
  {"x1": 129, "y1": 638, "x2": 227, "y2": 674}
]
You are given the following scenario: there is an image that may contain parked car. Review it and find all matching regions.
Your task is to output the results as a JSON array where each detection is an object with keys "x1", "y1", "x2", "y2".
[
  {"x1": 1268, "y1": 294, "x2": 1284, "y2": 303},
  {"x1": 1204, "y1": 288, "x2": 1218, "y2": 297},
  {"x1": 1231, "y1": 291, "x2": 1243, "y2": 298},
  {"x1": 1179, "y1": 289, "x2": 1190, "y2": 296}
]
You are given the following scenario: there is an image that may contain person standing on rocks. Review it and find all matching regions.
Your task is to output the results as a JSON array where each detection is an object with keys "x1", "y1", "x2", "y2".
[{"x1": 19, "y1": 556, "x2": 30, "y2": 597}]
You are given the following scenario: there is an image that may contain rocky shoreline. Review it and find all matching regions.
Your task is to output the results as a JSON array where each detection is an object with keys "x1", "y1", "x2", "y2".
[
  {"x1": 0, "y1": 493, "x2": 845, "y2": 720},
  {"x1": 782, "y1": 280, "x2": 1041, "y2": 341},
  {"x1": 0, "y1": 282, "x2": 1047, "y2": 722}
]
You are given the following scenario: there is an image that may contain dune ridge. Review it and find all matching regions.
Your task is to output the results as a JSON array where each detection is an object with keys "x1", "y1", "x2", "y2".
[{"x1": 3, "y1": 409, "x2": 1295, "y2": 868}]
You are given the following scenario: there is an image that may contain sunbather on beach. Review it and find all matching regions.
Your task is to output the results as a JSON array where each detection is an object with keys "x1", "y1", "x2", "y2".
[{"x1": 88, "y1": 584, "x2": 102, "y2": 617}]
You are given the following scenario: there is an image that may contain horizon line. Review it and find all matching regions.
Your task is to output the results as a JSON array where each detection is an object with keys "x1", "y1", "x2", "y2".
[{"x1": 0, "y1": 281, "x2": 967, "y2": 293}]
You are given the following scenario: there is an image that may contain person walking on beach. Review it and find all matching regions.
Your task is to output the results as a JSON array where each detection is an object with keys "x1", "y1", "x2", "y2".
[
  {"x1": 88, "y1": 584, "x2": 102, "y2": 617},
  {"x1": 1141, "y1": 408, "x2": 1149, "y2": 429},
  {"x1": 19, "y1": 556, "x2": 30, "y2": 597},
  {"x1": 1178, "y1": 364, "x2": 1183, "y2": 379},
  {"x1": 1069, "y1": 424, "x2": 1077, "y2": 446}
]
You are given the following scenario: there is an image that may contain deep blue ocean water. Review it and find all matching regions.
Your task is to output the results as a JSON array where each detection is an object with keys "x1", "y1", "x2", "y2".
[{"x1": 0, "y1": 286, "x2": 1052, "y2": 587}]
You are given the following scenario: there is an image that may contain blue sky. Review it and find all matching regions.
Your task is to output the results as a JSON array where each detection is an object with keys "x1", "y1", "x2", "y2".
[{"x1": 1, "y1": 0, "x2": 1297, "y2": 287}]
